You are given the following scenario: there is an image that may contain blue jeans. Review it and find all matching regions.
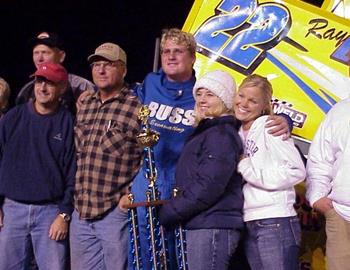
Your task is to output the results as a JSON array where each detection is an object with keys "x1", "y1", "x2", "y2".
[
  {"x1": 70, "y1": 206, "x2": 128, "y2": 270},
  {"x1": 0, "y1": 198, "x2": 67, "y2": 270},
  {"x1": 245, "y1": 216, "x2": 301, "y2": 270},
  {"x1": 186, "y1": 228, "x2": 241, "y2": 270}
]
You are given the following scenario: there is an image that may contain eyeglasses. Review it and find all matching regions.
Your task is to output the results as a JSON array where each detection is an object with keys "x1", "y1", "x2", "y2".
[
  {"x1": 90, "y1": 61, "x2": 124, "y2": 71},
  {"x1": 161, "y1": 48, "x2": 187, "y2": 57}
]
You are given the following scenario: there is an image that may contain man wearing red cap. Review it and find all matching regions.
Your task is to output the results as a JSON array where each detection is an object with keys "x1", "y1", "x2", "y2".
[
  {"x1": 0, "y1": 62, "x2": 76, "y2": 270},
  {"x1": 16, "y1": 31, "x2": 95, "y2": 115}
]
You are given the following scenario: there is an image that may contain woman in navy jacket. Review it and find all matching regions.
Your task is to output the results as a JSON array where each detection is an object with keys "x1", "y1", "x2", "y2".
[{"x1": 159, "y1": 70, "x2": 244, "y2": 270}]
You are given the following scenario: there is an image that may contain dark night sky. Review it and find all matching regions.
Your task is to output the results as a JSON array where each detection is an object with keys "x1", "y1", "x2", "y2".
[
  {"x1": 0, "y1": 0, "x2": 323, "y2": 105},
  {"x1": 0, "y1": 0, "x2": 194, "y2": 104}
]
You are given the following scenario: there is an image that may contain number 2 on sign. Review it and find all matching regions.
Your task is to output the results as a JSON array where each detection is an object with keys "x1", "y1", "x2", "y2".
[{"x1": 195, "y1": 0, "x2": 291, "y2": 74}]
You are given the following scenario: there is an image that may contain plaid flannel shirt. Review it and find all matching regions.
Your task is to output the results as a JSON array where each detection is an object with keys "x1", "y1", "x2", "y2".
[{"x1": 74, "y1": 85, "x2": 142, "y2": 219}]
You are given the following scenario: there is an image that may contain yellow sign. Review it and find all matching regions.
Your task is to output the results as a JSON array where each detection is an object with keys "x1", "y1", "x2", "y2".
[{"x1": 183, "y1": 0, "x2": 350, "y2": 142}]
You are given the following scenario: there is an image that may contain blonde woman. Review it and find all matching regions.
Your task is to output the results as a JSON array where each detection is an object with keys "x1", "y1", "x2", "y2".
[{"x1": 234, "y1": 74, "x2": 306, "y2": 270}]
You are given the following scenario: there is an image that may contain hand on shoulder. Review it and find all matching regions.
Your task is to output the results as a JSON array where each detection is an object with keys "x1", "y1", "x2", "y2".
[{"x1": 265, "y1": 115, "x2": 290, "y2": 140}]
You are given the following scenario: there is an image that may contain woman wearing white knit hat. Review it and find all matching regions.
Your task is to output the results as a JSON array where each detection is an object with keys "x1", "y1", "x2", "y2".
[{"x1": 159, "y1": 70, "x2": 244, "y2": 270}]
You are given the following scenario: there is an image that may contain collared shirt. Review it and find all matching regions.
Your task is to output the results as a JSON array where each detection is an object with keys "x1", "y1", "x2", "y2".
[{"x1": 74, "y1": 85, "x2": 142, "y2": 219}]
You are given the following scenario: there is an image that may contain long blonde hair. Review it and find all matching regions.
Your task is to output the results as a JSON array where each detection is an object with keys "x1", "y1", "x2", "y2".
[{"x1": 238, "y1": 74, "x2": 273, "y2": 116}]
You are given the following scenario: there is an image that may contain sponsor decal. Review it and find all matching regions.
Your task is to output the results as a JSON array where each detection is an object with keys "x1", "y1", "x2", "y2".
[{"x1": 148, "y1": 101, "x2": 195, "y2": 132}]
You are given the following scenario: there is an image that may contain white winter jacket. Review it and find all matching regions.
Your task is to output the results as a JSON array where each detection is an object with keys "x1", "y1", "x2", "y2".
[
  {"x1": 238, "y1": 116, "x2": 306, "y2": 222},
  {"x1": 306, "y1": 98, "x2": 350, "y2": 221}
]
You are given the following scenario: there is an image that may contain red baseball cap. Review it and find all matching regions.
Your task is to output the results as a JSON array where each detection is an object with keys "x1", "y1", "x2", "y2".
[{"x1": 32, "y1": 62, "x2": 68, "y2": 83}]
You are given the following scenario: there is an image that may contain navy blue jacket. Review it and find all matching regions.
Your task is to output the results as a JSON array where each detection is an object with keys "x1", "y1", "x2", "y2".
[{"x1": 159, "y1": 115, "x2": 244, "y2": 230}]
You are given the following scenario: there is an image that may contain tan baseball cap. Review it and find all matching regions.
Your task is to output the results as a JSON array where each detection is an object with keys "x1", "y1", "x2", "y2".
[{"x1": 87, "y1": 42, "x2": 127, "y2": 64}]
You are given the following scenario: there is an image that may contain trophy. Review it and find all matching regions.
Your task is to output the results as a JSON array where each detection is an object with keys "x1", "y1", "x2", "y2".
[
  {"x1": 127, "y1": 105, "x2": 188, "y2": 270},
  {"x1": 127, "y1": 105, "x2": 168, "y2": 270}
]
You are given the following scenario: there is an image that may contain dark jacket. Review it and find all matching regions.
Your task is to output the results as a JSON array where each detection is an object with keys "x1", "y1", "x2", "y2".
[{"x1": 159, "y1": 115, "x2": 244, "y2": 230}]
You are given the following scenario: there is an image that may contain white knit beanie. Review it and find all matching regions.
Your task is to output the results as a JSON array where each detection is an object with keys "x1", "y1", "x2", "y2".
[{"x1": 193, "y1": 70, "x2": 236, "y2": 109}]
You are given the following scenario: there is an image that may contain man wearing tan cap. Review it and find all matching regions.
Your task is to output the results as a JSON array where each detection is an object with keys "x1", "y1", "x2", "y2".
[
  {"x1": 70, "y1": 42, "x2": 142, "y2": 270},
  {"x1": 16, "y1": 31, "x2": 95, "y2": 115},
  {"x1": 0, "y1": 63, "x2": 76, "y2": 270}
]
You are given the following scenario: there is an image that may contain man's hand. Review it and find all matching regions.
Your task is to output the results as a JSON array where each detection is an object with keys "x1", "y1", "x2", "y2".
[
  {"x1": 76, "y1": 90, "x2": 94, "y2": 111},
  {"x1": 266, "y1": 115, "x2": 290, "y2": 140},
  {"x1": 49, "y1": 215, "x2": 69, "y2": 241},
  {"x1": 0, "y1": 208, "x2": 3, "y2": 231},
  {"x1": 313, "y1": 197, "x2": 333, "y2": 215},
  {"x1": 118, "y1": 194, "x2": 130, "y2": 213}
]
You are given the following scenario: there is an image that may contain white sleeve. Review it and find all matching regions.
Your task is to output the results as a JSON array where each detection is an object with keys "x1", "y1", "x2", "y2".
[
  {"x1": 306, "y1": 117, "x2": 334, "y2": 207},
  {"x1": 238, "y1": 126, "x2": 306, "y2": 191}
]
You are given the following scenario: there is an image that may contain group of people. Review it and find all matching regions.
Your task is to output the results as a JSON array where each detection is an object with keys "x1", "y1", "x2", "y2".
[
  {"x1": 159, "y1": 70, "x2": 305, "y2": 270},
  {"x1": 0, "y1": 27, "x2": 348, "y2": 270}
]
